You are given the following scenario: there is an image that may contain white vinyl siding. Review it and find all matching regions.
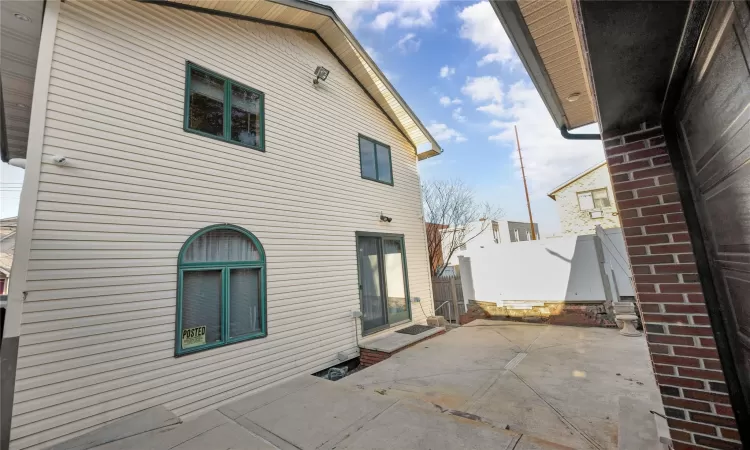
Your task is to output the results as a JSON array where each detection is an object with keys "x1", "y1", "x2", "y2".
[{"x1": 9, "y1": 1, "x2": 433, "y2": 448}]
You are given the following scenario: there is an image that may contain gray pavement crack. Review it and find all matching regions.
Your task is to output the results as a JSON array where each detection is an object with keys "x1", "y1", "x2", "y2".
[
  {"x1": 347, "y1": 367, "x2": 501, "y2": 387},
  {"x1": 509, "y1": 370, "x2": 603, "y2": 450},
  {"x1": 165, "y1": 421, "x2": 229, "y2": 450}
]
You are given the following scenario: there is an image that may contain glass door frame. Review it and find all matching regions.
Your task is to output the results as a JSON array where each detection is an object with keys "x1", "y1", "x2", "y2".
[{"x1": 355, "y1": 232, "x2": 412, "y2": 336}]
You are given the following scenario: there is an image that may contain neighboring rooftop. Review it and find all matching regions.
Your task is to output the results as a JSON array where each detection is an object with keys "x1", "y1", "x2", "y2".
[
  {"x1": 0, "y1": 216, "x2": 17, "y2": 274},
  {"x1": 547, "y1": 161, "x2": 606, "y2": 200}
]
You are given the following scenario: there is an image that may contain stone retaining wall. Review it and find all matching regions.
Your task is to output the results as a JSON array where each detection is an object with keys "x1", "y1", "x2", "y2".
[{"x1": 463, "y1": 300, "x2": 617, "y2": 328}]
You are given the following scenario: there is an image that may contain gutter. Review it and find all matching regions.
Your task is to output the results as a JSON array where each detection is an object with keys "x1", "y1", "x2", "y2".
[
  {"x1": 560, "y1": 125, "x2": 600, "y2": 140},
  {"x1": 491, "y1": 0, "x2": 602, "y2": 144}
]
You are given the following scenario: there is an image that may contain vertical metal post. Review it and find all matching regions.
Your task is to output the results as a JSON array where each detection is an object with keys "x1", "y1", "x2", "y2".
[{"x1": 515, "y1": 125, "x2": 537, "y2": 240}]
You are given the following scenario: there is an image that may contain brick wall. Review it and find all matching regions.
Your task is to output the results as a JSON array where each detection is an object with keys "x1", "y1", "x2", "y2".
[
  {"x1": 604, "y1": 125, "x2": 741, "y2": 449},
  {"x1": 359, "y1": 348, "x2": 391, "y2": 367}
]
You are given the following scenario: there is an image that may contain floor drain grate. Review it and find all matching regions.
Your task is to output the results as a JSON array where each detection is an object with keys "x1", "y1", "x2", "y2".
[{"x1": 395, "y1": 325, "x2": 435, "y2": 335}]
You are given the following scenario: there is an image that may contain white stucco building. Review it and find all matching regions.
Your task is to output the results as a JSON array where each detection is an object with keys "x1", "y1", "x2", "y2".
[
  {"x1": 442, "y1": 219, "x2": 540, "y2": 267},
  {"x1": 548, "y1": 162, "x2": 620, "y2": 235}
]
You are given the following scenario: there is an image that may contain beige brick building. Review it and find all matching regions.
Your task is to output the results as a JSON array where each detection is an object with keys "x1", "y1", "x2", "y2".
[{"x1": 548, "y1": 162, "x2": 620, "y2": 235}]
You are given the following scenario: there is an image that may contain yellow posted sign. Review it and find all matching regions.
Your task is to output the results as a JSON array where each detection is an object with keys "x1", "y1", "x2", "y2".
[{"x1": 182, "y1": 326, "x2": 206, "y2": 349}]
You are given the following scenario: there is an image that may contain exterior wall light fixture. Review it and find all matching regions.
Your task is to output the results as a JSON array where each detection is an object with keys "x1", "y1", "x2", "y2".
[
  {"x1": 380, "y1": 213, "x2": 392, "y2": 223},
  {"x1": 313, "y1": 66, "x2": 329, "y2": 85}
]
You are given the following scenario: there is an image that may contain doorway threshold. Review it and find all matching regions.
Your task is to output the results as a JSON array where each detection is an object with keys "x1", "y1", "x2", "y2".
[{"x1": 358, "y1": 324, "x2": 446, "y2": 368}]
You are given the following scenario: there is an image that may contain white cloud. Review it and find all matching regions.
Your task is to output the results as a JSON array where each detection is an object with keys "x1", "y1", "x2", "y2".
[
  {"x1": 428, "y1": 122, "x2": 467, "y2": 143},
  {"x1": 364, "y1": 46, "x2": 380, "y2": 63},
  {"x1": 462, "y1": 76, "x2": 516, "y2": 118},
  {"x1": 439, "y1": 96, "x2": 461, "y2": 107},
  {"x1": 487, "y1": 81, "x2": 603, "y2": 198},
  {"x1": 439, "y1": 66, "x2": 455, "y2": 78},
  {"x1": 396, "y1": 33, "x2": 421, "y2": 53},
  {"x1": 371, "y1": 0, "x2": 441, "y2": 30},
  {"x1": 319, "y1": 0, "x2": 441, "y2": 31},
  {"x1": 462, "y1": 76, "x2": 503, "y2": 103},
  {"x1": 382, "y1": 70, "x2": 399, "y2": 81},
  {"x1": 372, "y1": 11, "x2": 396, "y2": 30},
  {"x1": 458, "y1": 2, "x2": 517, "y2": 66},
  {"x1": 318, "y1": 0, "x2": 379, "y2": 30},
  {"x1": 477, "y1": 103, "x2": 512, "y2": 118},
  {"x1": 452, "y1": 107, "x2": 467, "y2": 122}
]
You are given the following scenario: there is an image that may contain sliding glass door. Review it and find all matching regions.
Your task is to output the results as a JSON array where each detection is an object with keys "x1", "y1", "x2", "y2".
[{"x1": 356, "y1": 233, "x2": 411, "y2": 334}]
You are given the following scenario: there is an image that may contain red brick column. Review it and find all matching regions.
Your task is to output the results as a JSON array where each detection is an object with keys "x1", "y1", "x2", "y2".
[{"x1": 604, "y1": 125, "x2": 741, "y2": 449}]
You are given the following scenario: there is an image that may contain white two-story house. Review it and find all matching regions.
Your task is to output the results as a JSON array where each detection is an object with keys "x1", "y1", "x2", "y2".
[
  {"x1": 547, "y1": 162, "x2": 620, "y2": 235},
  {"x1": 0, "y1": 1, "x2": 441, "y2": 448}
]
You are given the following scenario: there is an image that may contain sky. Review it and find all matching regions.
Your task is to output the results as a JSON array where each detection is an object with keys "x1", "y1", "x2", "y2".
[
  {"x1": 0, "y1": 0, "x2": 606, "y2": 235},
  {"x1": 320, "y1": 0, "x2": 605, "y2": 235}
]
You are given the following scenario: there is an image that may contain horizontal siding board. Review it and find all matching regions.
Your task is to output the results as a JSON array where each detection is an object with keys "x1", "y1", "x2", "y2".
[
  {"x1": 11, "y1": 1, "x2": 434, "y2": 448},
  {"x1": 13, "y1": 331, "x2": 350, "y2": 429},
  {"x1": 18, "y1": 316, "x2": 176, "y2": 347},
  {"x1": 15, "y1": 317, "x2": 352, "y2": 401},
  {"x1": 15, "y1": 324, "x2": 354, "y2": 425},
  {"x1": 18, "y1": 324, "x2": 176, "y2": 357},
  {"x1": 55, "y1": 2, "x2": 408, "y2": 150}
]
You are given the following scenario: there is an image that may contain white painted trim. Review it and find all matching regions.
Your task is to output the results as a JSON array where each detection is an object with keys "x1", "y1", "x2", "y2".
[{"x1": 3, "y1": 0, "x2": 61, "y2": 339}]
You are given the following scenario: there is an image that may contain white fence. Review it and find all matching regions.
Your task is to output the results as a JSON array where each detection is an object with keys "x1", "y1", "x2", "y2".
[{"x1": 457, "y1": 227, "x2": 633, "y2": 305}]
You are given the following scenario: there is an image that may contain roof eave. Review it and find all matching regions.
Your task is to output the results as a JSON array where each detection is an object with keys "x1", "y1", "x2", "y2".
[
  {"x1": 546, "y1": 161, "x2": 606, "y2": 199},
  {"x1": 322, "y1": 9, "x2": 443, "y2": 159},
  {"x1": 490, "y1": 0, "x2": 567, "y2": 129},
  {"x1": 149, "y1": 0, "x2": 444, "y2": 160}
]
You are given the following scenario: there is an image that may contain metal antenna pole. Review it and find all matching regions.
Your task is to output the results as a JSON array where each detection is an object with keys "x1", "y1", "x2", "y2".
[{"x1": 515, "y1": 125, "x2": 537, "y2": 240}]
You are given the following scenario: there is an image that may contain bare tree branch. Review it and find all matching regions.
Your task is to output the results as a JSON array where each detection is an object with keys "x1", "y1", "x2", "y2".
[{"x1": 422, "y1": 179, "x2": 503, "y2": 277}]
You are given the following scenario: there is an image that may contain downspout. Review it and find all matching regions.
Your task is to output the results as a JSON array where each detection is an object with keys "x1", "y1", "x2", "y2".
[{"x1": 560, "y1": 125, "x2": 601, "y2": 140}]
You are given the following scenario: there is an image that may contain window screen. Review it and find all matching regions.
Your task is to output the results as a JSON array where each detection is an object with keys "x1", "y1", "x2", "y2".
[
  {"x1": 592, "y1": 189, "x2": 611, "y2": 208},
  {"x1": 578, "y1": 188, "x2": 610, "y2": 211}
]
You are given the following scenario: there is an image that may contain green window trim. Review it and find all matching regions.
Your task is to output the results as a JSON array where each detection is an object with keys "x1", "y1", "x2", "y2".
[
  {"x1": 183, "y1": 61, "x2": 266, "y2": 152},
  {"x1": 354, "y1": 231, "x2": 412, "y2": 336},
  {"x1": 175, "y1": 224, "x2": 267, "y2": 357},
  {"x1": 358, "y1": 134, "x2": 394, "y2": 186}
]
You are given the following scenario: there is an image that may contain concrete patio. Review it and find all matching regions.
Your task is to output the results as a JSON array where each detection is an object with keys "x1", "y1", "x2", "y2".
[
  {"x1": 341, "y1": 319, "x2": 662, "y2": 449},
  {"x1": 59, "y1": 320, "x2": 661, "y2": 450}
]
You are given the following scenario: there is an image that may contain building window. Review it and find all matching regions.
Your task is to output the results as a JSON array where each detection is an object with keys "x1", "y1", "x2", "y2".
[
  {"x1": 513, "y1": 229, "x2": 520, "y2": 241},
  {"x1": 359, "y1": 135, "x2": 393, "y2": 185},
  {"x1": 526, "y1": 230, "x2": 531, "y2": 241},
  {"x1": 577, "y1": 188, "x2": 611, "y2": 211},
  {"x1": 175, "y1": 224, "x2": 266, "y2": 356},
  {"x1": 492, "y1": 222, "x2": 500, "y2": 243},
  {"x1": 184, "y1": 62, "x2": 265, "y2": 151}
]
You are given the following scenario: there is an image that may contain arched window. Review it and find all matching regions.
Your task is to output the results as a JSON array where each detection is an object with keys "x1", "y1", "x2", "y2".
[{"x1": 176, "y1": 224, "x2": 266, "y2": 355}]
